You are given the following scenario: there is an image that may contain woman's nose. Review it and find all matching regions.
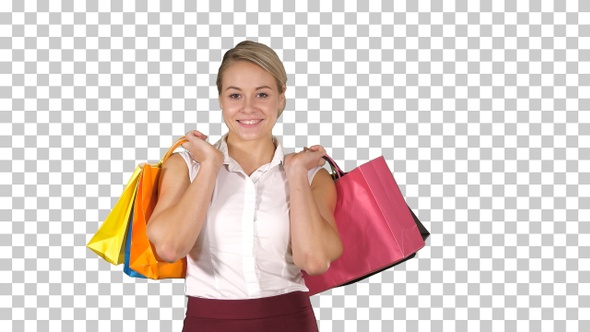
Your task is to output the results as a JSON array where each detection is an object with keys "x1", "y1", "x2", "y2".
[{"x1": 241, "y1": 97, "x2": 256, "y2": 113}]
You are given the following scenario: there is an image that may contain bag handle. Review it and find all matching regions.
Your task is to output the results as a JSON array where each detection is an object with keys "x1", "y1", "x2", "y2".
[
  {"x1": 322, "y1": 154, "x2": 345, "y2": 179},
  {"x1": 158, "y1": 136, "x2": 189, "y2": 165}
]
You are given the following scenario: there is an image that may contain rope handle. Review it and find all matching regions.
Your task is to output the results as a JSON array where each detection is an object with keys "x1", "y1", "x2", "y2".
[
  {"x1": 322, "y1": 154, "x2": 345, "y2": 179},
  {"x1": 158, "y1": 136, "x2": 189, "y2": 165}
]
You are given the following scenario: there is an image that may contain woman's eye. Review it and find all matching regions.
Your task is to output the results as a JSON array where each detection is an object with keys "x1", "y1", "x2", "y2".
[
  {"x1": 257, "y1": 93, "x2": 268, "y2": 98},
  {"x1": 229, "y1": 94, "x2": 240, "y2": 99}
]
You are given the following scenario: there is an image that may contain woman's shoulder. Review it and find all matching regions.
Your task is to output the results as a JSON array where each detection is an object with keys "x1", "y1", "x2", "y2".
[
  {"x1": 164, "y1": 151, "x2": 200, "y2": 181},
  {"x1": 307, "y1": 165, "x2": 325, "y2": 185},
  {"x1": 172, "y1": 150, "x2": 198, "y2": 164},
  {"x1": 161, "y1": 152, "x2": 190, "y2": 172}
]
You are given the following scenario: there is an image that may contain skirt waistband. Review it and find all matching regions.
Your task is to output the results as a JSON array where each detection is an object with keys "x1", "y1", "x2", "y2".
[{"x1": 186, "y1": 291, "x2": 312, "y2": 320}]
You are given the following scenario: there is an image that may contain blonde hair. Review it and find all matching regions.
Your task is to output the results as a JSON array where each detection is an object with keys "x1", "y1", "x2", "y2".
[{"x1": 216, "y1": 40, "x2": 287, "y2": 116}]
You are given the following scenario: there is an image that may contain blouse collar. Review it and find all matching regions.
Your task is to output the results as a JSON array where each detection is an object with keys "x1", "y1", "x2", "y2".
[{"x1": 214, "y1": 134, "x2": 285, "y2": 174}]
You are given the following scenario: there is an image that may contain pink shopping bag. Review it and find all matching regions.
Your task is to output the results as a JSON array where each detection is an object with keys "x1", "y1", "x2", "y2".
[{"x1": 303, "y1": 155, "x2": 428, "y2": 296}]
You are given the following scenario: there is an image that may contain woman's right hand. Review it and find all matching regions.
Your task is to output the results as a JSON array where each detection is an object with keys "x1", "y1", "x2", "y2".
[{"x1": 181, "y1": 130, "x2": 224, "y2": 167}]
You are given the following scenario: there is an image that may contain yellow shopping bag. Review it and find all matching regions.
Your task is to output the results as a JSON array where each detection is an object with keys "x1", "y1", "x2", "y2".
[{"x1": 87, "y1": 166, "x2": 141, "y2": 265}]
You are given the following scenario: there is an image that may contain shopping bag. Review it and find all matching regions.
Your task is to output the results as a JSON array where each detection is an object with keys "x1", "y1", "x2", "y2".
[
  {"x1": 128, "y1": 137, "x2": 188, "y2": 279},
  {"x1": 302, "y1": 155, "x2": 429, "y2": 296},
  {"x1": 87, "y1": 166, "x2": 142, "y2": 265},
  {"x1": 123, "y1": 210, "x2": 146, "y2": 278},
  {"x1": 340, "y1": 203, "x2": 430, "y2": 286}
]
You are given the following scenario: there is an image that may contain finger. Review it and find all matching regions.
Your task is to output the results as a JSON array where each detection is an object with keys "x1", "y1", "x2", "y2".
[
  {"x1": 304, "y1": 149, "x2": 326, "y2": 166},
  {"x1": 316, "y1": 151, "x2": 326, "y2": 165},
  {"x1": 181, "y1": 143, "x2": 194, "y2": 159},
  {"x1": 186, "y1": 130, "x2": 206, "y2": 141},
  {"x1": 308, "y1": 145, "x2": 325, "y2": 153},
  {"x1": 313, "y1": 150, "x2": 326, "y2": 166},
  {"x1": 185, "y1": 131, "x2": 195, "y2": 141},
  {"x1": 306, "y1": 146, "x2": 325, "y2": 156}
]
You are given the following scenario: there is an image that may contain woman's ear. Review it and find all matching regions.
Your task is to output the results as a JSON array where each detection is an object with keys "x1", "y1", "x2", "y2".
[{"x1": 280, "y1": 86, "x2": 287, "y2": 108}]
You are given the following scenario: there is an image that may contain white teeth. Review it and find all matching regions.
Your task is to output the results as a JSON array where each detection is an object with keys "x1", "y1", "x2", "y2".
[{"x1": 240, "y1": 120, "x2": 261, "y2": 125}]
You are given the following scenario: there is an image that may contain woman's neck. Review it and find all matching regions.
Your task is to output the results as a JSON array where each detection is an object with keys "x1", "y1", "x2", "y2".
[{"x1": 226, "y1": 134, "x2": 276, "y2": 175}]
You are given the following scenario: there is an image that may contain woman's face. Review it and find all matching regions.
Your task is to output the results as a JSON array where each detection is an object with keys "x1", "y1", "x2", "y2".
[{"x1": 219, "y1": 61, "x2": 285, "y2": 143}]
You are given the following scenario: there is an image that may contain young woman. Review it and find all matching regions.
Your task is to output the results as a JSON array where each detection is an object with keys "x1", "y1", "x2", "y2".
[{"x1": 146, "y1": 40, "x2": 343, "y2": 331}]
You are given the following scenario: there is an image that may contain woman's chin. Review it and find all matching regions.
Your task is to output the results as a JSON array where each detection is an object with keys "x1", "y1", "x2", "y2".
[{"x1": 229, "y1": 129, "x2": 269, "y2": 142}]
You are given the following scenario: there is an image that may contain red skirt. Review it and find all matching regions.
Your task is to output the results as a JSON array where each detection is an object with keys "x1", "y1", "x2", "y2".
[{"x1": 182, "y1": 291, "x2": 319, "y2": 332}]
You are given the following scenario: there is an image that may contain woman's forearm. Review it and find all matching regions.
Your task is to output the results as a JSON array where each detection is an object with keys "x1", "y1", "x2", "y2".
[
  {"x1": 287, "y1": 167, "x2": 342, "y2": 275},
  {"x1": 147, "y1": 162, "x2": 220, "y2": 262}
]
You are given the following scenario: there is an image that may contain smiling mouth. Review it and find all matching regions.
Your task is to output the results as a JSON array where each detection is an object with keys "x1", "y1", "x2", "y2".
[{"x1": 237, "y1": 119, "x2": 263, "y2": 125}]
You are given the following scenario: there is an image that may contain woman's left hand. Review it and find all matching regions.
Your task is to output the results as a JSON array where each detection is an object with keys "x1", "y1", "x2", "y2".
[{"x1": 284, "y1": 145, "x2": 326, "y2": 174}]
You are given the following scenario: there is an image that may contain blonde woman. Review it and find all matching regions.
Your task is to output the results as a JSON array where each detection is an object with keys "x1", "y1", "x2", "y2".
[{"x1": 146, "y1": 40, "x2": 343, "y2": 332}]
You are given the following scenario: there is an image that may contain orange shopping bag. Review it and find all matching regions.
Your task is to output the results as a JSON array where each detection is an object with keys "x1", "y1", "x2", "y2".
[{"x1": 127, "y1": 136, "x2": 188, "y2": 279}]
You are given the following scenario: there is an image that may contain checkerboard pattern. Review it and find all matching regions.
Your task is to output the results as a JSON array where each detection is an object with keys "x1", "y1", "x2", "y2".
[{"x1": 2, "y1": 0, "x2": 588, "y2": 331}]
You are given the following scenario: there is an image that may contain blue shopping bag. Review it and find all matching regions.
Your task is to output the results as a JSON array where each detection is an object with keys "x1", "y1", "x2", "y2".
[{"x1": 124, "y1": 211, "x2": 146, "y2": 279}]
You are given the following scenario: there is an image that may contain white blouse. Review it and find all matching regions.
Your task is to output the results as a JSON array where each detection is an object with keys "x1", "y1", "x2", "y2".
[{"x1": 178, "y1": 135, "x2": 322, "y2": 299}]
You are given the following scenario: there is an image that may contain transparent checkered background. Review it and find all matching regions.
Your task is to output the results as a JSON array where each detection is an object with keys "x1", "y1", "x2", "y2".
[{"x1": 1, "y1": 0, "x2": 588, "y2": 331}]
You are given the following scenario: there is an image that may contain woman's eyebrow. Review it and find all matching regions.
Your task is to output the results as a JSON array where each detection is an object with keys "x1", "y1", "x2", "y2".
[{"x1": 225, "y1": 85, "x2": 272, "y2": 91}]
